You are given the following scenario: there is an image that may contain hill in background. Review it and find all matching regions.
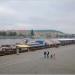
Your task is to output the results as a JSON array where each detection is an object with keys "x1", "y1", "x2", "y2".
[{"x1": 0, "y1": 29, "x2": 74, "y2": 39}]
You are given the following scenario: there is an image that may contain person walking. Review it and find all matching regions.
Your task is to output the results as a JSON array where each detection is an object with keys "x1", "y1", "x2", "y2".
[
  {"x1": 47, "y1": 51, "x2": 49, "y2": 58},
  {"x1": 44, "y1": 51, "x2": 46, "y2": 58},
  {"x1": 50, "y1": 54, "x2": 53, "y2": 58}
]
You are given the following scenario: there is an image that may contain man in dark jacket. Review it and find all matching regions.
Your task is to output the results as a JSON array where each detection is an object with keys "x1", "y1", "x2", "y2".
[{"x1": 44, "y1": 51, "x2": 46, "y2": 58}]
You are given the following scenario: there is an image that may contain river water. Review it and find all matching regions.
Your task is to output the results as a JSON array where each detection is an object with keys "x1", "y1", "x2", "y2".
[{"x1": 0, "y1": 39, "x2": 27, "y2": 45}]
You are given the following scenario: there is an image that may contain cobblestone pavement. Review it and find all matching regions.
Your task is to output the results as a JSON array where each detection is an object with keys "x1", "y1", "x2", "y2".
[{"x1": 0, "y1": 45, "x2": 75, "y2": 74}]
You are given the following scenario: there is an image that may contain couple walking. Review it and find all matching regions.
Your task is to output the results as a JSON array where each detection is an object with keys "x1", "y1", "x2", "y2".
[
  {"x1": 44, "y1": 51, "x2": 55, "y2": 59},
  {"x1": 44, "y1": 51, "x2": 49, "y2": 58}
]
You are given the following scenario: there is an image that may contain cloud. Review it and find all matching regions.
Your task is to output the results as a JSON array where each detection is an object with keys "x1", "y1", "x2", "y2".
[
  {"x1": 0, "y1": 0, "x2": 75, "y2": 33},
  {"x1": 0, "y1": 7, "x2": 15, "y2": 16}
]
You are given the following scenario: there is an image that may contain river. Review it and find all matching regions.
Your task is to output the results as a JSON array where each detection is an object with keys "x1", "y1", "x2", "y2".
[{"x1": 0, "y1": 39, "x2": 27, "y2": 45}]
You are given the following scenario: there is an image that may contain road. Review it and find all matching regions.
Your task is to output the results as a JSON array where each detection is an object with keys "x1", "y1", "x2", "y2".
[{"x1": 0, "y1": 45, "x2": 75, "y2": 74}]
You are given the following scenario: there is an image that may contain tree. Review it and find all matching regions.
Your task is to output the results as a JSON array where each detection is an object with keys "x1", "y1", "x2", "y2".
[
  {"x1": 0, "y1": 31, "x2": 7, "y2": 36},
  {"x1": 30, "y1": 29, "x2": 34, "y2": 38},
  {"x1": 8, "y1": 32, "x2": 17, "y2": 36}
]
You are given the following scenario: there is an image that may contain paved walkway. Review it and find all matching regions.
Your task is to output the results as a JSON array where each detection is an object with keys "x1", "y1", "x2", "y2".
[{"x1": 0, "y1": 45, "x2": 75, "y2": 74}]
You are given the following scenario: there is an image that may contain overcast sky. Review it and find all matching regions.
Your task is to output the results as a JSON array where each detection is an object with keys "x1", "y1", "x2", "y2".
[{"x1": 0, "y1": 0, "x2": 75, "y2": 33}]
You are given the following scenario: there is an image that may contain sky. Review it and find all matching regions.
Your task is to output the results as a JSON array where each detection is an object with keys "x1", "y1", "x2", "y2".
[{"x1": 0, "y1": 0, "x2": 75, "y2": 33}]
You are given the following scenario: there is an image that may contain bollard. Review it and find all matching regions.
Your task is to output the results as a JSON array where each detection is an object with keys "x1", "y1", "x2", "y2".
[{"x1": 16, "y1": 47, "x2": 19, "y2": 55}]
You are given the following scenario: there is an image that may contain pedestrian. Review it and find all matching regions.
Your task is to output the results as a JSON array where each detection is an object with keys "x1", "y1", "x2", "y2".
[
  {"x1": 50, "y1": 54, "x2": 53, "y2": 58},
  {"x1": 44, "y1": 51, "x2": 46, "y2": 58},
  {"x1": 47, "y1": 51, "x2": 49, "y2": 58}
]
